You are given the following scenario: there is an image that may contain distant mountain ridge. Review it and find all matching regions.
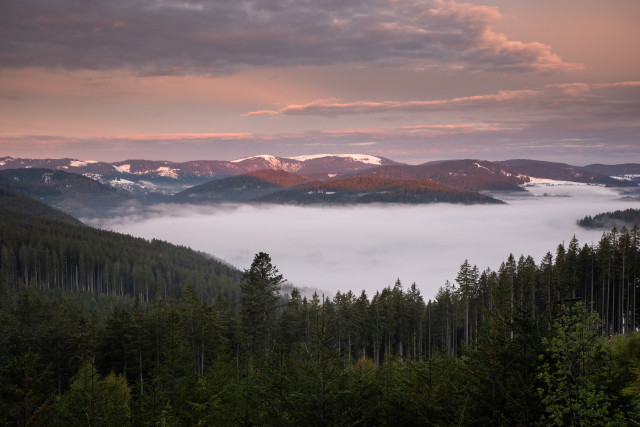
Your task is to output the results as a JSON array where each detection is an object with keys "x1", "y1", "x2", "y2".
[
  {"x1": 582, "y1": 163, "x2": 640, "y2": 185},
  {"x1": 0, "y1": 155, "x2": 636, "y2": 215},
  {"x1": 358, "y1": 159, "x2": 528, "y2": 192},
  {"x1": 0, "y1": 168, "x2": 136, "y2": 218},
  {"x1": 1, "y1": 155, "x2": 635, "y2": 191},
  {"x1": 0, "y1": 154, "x2": 395, "y2": 179},
  {"x1": 0, "y1": 154, "x2": 398, "y2": 194},
  {"x1": 496, "y1": 159, "x2": 627, "y2": 187}
]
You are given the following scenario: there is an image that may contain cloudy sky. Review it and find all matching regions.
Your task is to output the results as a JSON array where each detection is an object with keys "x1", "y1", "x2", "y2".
[{"x1": 1, "y1": 0, "x2": 638, "y2": 164}]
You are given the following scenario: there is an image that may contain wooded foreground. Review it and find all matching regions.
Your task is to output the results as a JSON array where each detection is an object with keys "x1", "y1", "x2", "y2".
[{"x1": 2, "y1": 194, "x2": 640, "y2": 425}]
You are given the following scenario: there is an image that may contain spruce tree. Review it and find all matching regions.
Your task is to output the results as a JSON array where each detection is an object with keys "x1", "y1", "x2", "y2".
[{"x1": 240, "y1": 252, "x2": 284, "y2": 360}]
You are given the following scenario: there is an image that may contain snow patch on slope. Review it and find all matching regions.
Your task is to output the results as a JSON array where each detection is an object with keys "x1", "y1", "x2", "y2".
[
  {"x1": 155, "y1": 166, "x2": 179, "y2": 179},
  {"x1": 107, "y1": 177, "x2": 159, "y2": 193},
  {"x1": 114, "y1": 164, "x2": 131, "y2": 173},
  {"x1": 474, "y1": 162, "x2": 492, "y2": 173},
  {"x1": 230, "y1": 154, "x2": 302, "y2": 172},
  {"x1": 611, "y1": 174, "x2": 640, "y2": 182},
  {"x1": 70, "y1": 160, "x2": 98, "y2": 167},
  {"x1": 231, "y1": 154, "x2": 279, "y2": 164},
  {"x1": 521, "y1": 177, "x2": 619, "y2": 197},
  {"x1": 82, "y1": 173, "x2": 103, "y2": 181}
]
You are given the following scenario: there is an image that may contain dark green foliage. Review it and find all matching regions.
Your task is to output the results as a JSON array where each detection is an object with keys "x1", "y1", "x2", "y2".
[
  {"x1": 538, "y1": 303, "x2": 630, "y2": 425},
  {"x1": 0, "y1": 351, "x2": 54, "y2": 426},
  {"x1": 0, "y1": 186, "x2": 82, "y2": 225},
  {"x1": 463, "y1": 308, "x2": 545, "y2": 425},
  {"x1": 0, "y1": 195, "x2": 241, "y2": 301},
  {"x1": 240, "y1": 252, "x2": 284, "y2": 359},
  {"x1": 52, "y1": 363, "x2": 131, "y2": 427},
  {"x1": 2, "y1": 190, "x2": 640, "y2": 424}
]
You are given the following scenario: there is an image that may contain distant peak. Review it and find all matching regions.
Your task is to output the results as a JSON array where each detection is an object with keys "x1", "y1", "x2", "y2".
[
  {"x1": 230, "y1": 154, "x2": 278, "y2": 163},
  {"x1": 287, "y1": 154, "x2": 383, "y2": 165}
]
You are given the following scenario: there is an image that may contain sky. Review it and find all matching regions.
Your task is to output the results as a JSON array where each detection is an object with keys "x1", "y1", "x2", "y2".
[{"x1": 1, "y1": 0, "x2": 639, "y2": 165}]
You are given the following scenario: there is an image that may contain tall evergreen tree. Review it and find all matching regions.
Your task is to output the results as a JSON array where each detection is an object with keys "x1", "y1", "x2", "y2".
[
  {"x1": 456, "y1": 259, "x2": 479, "y2": 345},
  {"x1": 240, "y1": 252, "x2": 284, "y2": 360}
]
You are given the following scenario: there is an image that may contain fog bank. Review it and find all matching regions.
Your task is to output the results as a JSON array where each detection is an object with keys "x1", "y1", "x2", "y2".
[{"x1": 98, "y1": 189, "x2": 637, "y2": 300}]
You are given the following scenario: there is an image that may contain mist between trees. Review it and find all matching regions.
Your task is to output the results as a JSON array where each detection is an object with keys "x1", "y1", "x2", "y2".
[
  {"x1": 99, "y1": 195, "x2": 633, "y2": 299},
  {"x1": 2, "y1": 219, "x2": 640, "y2": 425}
]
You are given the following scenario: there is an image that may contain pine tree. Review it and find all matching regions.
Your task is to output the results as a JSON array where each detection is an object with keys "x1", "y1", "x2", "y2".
[
  {"x1": 456, "y1": 260, "x2": 478, "y2": 345},
  {"x1": 240, "y1": 252, "x2": 284, "y2": 360}
]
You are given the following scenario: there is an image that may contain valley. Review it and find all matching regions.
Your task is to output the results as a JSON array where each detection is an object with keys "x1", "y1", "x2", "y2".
[{"x1": 97, "y1": 181, "x2": 637, "y2": 299}]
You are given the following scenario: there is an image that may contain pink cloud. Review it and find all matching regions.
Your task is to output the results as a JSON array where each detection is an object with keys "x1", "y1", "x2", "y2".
[
  {"x1": 120, "y1": 132, "x2": 256, "y2": 141},
  {"x1": 247, "y1": 80, "x2": 639, "y2": 117},
  {"x1": 247, "y1": 90, "x2": 537, "y2": 116},
  {"x1": 592, "y1": 81, "x2": 640, "y2": 89}
]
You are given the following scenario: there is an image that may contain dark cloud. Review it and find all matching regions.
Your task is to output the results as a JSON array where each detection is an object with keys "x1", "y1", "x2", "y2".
[{"x1": 0, "y1": 0, "x2": 579, "y2": 75}]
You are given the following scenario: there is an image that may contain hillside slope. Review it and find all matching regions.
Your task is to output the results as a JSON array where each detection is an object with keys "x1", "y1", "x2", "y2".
[
  {"x1": 0, "y1": 189, "x2": 241, "y2": 301},
  {"x1": 0, "y1": 168, "x2": 136, "y2": 217},
  {"x1": 255, "y1": 176, "x2": 504, "y2": 205},
  {"x1": 359, "y1": 160, "x2": 527, "y2": 192},
  {"x1": 497, "y1": 159, "x2": 632, "y2": 186},
  {"x1": 245, "y1": 169, "x2": 315, "y2": 187},
  {"x1": 0, "y1": 186, "x2": 82, "y2": 225},
  {"x1": 173, "y1": 174, "x2": 286, "y2": 203}
]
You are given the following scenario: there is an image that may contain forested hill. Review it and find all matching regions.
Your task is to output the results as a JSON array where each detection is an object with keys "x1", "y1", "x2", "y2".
[
  {"x1": 358, "y1": 159, "x2": 527, "y2": 192},
  {"x1": 256, "y1": 176, "x2": 503, "y2": 204},
  {"x1": 173, "y1": 174, "x2": 285, "y2": 203},
  {"x1": 0, "y1": 186, "x2": 82, "y2": 225},
  {"x1": 0, "y1": 189, "x2": 241, "y2": 301},
  {"x1": 0, "y1": 168, "x2": 135, "y2": 218},
  {"x1": 578, "y1": 208, "x2": 640, "y2": 229}
]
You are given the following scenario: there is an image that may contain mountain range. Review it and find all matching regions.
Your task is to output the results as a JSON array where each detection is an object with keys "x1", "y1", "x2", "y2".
[
  {"x1": 0, "y1": 154, "x2": 396, "y2": 194},
  {"x1": 0, "y1": 154, "x2": 637, "y2": 217}
]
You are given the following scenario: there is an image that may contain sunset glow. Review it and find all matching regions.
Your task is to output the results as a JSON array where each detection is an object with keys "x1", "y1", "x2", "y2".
[{"x1": 1, "y1": 0, "x2": 638, "y2": 164}]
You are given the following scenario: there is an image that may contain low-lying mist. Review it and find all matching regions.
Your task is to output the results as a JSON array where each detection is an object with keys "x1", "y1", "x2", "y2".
[{"x1": 96, "y1": 188, "x2": 637, "y2": 300}]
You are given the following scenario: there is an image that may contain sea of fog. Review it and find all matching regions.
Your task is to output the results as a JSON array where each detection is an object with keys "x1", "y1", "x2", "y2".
[{"x1": 95, "y1": 183, "x2": 639, "y2": 300}]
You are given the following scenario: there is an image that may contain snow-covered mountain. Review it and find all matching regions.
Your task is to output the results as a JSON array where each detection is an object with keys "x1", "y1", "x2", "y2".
[
  {"x1": 228, "y1": 154, "x2": 396, "y2": 177},
  {"x1": 0, "y1": 154, "x2": 398, "y2": 195},
  {"x1": 0, "y1": 155, "x2": 636, "y2": 202}
]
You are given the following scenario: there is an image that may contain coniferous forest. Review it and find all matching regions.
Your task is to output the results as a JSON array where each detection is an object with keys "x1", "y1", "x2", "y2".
[{"x1": 2, "y1": 187, "x2": 640, "y2": 425}]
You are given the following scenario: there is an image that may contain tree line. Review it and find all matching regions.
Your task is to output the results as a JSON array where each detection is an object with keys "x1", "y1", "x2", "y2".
[
  {"x1": 0, "y1": 206, "x2": 241, "y2": 303},
  {"x1": 1, "y1": 187, "x2": 640, "y2": 424},
  {"x1": 2, "y1": 227, "x2": 640, "y2": 425},
  {"x1": 578, "y1": 208, "x2": 640, "y2": 229}
]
